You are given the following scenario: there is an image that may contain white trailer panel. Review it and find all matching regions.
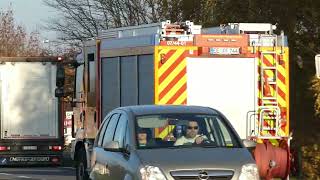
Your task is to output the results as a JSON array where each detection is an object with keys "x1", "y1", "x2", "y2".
[
  {"x1": 186, "y1": 57, "x2": 258, "y2": 139},
  {"x1": 0, "y1": 62, "x2": 58, "y2": 139}
]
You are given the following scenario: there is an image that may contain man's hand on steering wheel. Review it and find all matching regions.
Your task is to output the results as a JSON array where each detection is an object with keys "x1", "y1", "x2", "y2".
[{"x1": 195, "y1": 136, "x2": 204, "y2": 144}]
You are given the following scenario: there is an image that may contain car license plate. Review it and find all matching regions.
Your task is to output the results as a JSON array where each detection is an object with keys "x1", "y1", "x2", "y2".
[
  {"x1": 22, "y1": 146, "x2": 37, "y2": 150},
  {"x1": 9, "y1": 157, "x2": 49, "y2": 162}
]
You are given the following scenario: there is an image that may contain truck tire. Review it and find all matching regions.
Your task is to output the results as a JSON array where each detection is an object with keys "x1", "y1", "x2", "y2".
[{"x1": 76, "y1": 148, "x2": 89, "y2": 180}]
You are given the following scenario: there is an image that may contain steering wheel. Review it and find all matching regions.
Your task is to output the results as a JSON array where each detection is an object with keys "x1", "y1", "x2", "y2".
[
  {"x1": 202, "y1": 139, "x2": 212, "y2": 144},
  {"x1": 192, "y1": 137, "x2": 214, "y2": 145}
]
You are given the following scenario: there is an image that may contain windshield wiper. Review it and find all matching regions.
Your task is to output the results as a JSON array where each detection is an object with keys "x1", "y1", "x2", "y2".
[
  {"x1": 197, "y1": 144, "x2": 218, "y2": 148},
  {"x1": 207, "y1": 145, "x2": 239, "y2": 148},
  {"x1": 222, "y1": 145, "x2": 240, "y2": 148},
  {"x1": 166, "y1": 145, "x2": 193, "y2": 149},
  {"x1": 166, "y1": 144, "x2": 218, "y2": 149}
]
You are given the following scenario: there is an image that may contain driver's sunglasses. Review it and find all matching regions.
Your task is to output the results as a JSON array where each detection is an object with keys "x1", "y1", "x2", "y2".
[{"x1": 187, "y1": 126, "x2": 198, "y2": 130}]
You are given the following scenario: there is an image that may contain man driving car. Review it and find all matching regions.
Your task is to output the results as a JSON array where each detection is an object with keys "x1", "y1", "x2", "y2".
[{"x1": 174, "y1": 120, "x2": 207, "y2": 146}]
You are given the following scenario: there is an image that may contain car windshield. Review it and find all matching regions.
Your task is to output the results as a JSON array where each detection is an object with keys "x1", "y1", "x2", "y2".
[{"x1": 135, "y1": 113, "x2": 241, "y2": 149}]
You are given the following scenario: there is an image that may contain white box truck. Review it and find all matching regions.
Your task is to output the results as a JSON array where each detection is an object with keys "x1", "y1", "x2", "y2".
[{"x1": 0, "y1": 57, "x2": 64, "y2": 165}]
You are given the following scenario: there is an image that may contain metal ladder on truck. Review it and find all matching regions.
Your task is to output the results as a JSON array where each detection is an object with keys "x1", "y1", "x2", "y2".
[{"x1": 257, "y1": 34, "x2": 282, "y2": 139}]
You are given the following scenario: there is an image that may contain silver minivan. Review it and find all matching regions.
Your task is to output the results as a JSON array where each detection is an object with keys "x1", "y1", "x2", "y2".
[{"x1": 90, "y1": 105, "x2": 259, "y2": 180}]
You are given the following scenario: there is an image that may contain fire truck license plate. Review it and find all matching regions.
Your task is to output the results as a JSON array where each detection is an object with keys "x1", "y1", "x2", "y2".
[
  {"x1": 210, "y1": 47, "x2": 240, "y2": 55},
  {"x1": 22, "y1": 146, "x2": 37, "y2": 150}
]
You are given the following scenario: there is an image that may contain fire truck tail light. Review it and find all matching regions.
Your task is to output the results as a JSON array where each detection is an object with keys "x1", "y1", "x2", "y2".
[{"x1": 0, "y1": 146, "x2": 10, "y2": 151}]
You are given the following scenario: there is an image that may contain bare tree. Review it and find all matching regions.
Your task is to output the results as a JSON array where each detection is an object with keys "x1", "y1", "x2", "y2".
[
  {"x1": 44, "y1": 0, "x2": 101, "y2": 41},
  {"x1": 44, "y1": 0, "x2": 163, "y2": 41},
  {"x1": 0, "y1": 8, "x2": 46, "y2": 57},
  {"x1": 44, "y1": 0, "x2": 223, "y2": 42}
]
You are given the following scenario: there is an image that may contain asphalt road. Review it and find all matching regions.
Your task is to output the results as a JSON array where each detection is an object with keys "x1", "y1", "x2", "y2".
[{"x1": 0, "y1": 167, "x2": 75, "y2": 180}]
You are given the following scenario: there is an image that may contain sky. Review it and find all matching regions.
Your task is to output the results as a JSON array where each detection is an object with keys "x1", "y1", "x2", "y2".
[{"x1": 0, "y1": 0, "x2": 58, "y2": 41}]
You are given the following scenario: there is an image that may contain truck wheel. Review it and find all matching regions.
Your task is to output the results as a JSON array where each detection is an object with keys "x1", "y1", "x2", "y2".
[{"x1": 76, "y1": 148, "x2": 89, "y2": 180}]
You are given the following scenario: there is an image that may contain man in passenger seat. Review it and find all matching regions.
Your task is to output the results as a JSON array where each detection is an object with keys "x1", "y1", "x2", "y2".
[
  {"x1": 174, "y1": 120, "x2": 207, "y2": 146},
  {"x1": 137, "y1": 128, "x2": 157, "y2": 147},
  {"x1": 137, "y1": 129, "x2": 148, "y2": 147}
]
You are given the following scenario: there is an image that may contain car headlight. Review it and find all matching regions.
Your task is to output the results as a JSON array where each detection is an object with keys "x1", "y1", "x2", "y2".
[
  {"x1": 140, "y1": 165, "x2": 167, "y2": 180},
  {"x1": 239, "y1": 163, "x2": 260, "y2": 180}
]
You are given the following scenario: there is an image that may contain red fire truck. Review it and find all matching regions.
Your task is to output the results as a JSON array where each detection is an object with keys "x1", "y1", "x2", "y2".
[{"x1": 70, "y1": 21, "x2": 291, "y2": 179}]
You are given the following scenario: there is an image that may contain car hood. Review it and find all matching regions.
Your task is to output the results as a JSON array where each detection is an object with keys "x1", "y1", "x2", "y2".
[{"x1": 135, "y1": 147, "x2": 254, "y2": 174}]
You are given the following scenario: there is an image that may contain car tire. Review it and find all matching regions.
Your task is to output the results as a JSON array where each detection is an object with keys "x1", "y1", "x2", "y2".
[{"x1": 76, "y1": 147, "x2": 89, "y2": 180}]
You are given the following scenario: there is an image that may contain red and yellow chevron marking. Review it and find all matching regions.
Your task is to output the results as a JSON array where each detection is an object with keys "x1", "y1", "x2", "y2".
[
  {"x1": 154, "y1": 46, "x2": 197, "y2": 138},
  {"x1": 155, "y1": 46, "x2": 197, "y2": 105},
  {"x1": 256, "y1": 48, "x2": 290, "y2": 145}
]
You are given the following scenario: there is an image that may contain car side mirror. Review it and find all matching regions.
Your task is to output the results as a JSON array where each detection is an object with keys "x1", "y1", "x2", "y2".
[
  {"x1": 70, "y1": 60, "x2": 84, "y2": 69},
  {"x1": 55, "y1": 64, "x2": 65, "y2": 98},
  {"x1": 55, "y1": 87, "x2": 64, "y2": 97},
  {"x1": 103, "y1": 141, "x2": 120, "y2": 151},
  {"x1": 71, "y1": 114, "x2": 75, "y2": 138},
  {"x1": 103, "y1": 141, "x2": 131, "y2": 155},
  {"x1": 56, "y1": 64, "x2": 65, "y2": 87},
  {"x1": 243, "y1": 139, "x2": 256, "y2": 148},
  {"x1": 315, "y1": 54, "x2": 320, "y2": 78},
  {"x1": 124, "y1": 144, "x2": 131, "y2": 154}
]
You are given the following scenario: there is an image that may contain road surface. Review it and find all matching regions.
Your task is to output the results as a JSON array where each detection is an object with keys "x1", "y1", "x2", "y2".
[{"x1": 0, "y1": 167, "x2": 75, "y2": 180}]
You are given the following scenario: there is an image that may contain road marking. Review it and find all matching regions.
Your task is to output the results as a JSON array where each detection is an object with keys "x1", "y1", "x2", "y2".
[
  {"x1": 0, "y1": 173, "x2": 12, "y2": 176},
  {"x1": 60, "y1": 167, "x2": 75, "y2": 170},
  {"x1": 17, "y1": 176, "x2": 31, "y2": 179}
]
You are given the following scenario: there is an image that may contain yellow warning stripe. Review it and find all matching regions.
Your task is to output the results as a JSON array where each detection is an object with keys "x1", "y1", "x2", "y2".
[
  {"x1": 158, "y1": 49, "x2": 185, "y2": 76},
  {"x1": 284, "y1": 49, "x2": 290, "y2": 135},
  {"x1": 258, "y1": 84, "x2": 286, "y2": 108},
  {"x1": 263, "y1": 54, "x2": 286, "y2": 84},
  {"x1": 264, "y1": 55, "x2": 287, "y2": 94},
  {"x1": 257, "y1": 52, "x2": 289, "y2": 140},
  {"x1": 278, "y1": 129, "x2": 286, "y2": 136},
  {"x1": 257, "y1": 88, "x2": 286, "y2": 108},
  {"x1": 155, "y1": 47, "x2": 190, "y2": 139},
  {"x1": 259, "y1": 131, "x2": 279, "y2": 146},
  {"x1": 270, "y1": 139, "x2": 279, "y2": 146},
  {"x1": 263, "y1": 54, "x2": 276, "y2": 65},
  {"x1": 264, "y1": 54, "x2": 286, "y2": 77},
  {"x1": 154, "y1": 46, "x2": 160, "y2": 104},
  {"x1": 158, "y1": 125, "x2": 175, "y2": 139},
  {"x1": 173, "y1": 90, "x2": 187, "y2": 105},
  {"x1": 158, "y1": 48, "x2": 170, "y2": 57},
  {"x1": 159, "y1": 57, "x2": 186, "y2": 93},
  {"x1": 261, "y1": 55, "x2": 287, "y2": 107},
  {"x1": 159, "y1": 75, "x2": 187, "y2": 104}
]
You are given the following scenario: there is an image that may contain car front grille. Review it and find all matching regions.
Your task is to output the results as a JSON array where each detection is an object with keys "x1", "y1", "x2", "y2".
[
  {"x1": 170, "y1": 170, "x2": 234, "y2": 180},
  {"x1": 172, "y1": 177, "x2": 231, "y2": 180}
]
